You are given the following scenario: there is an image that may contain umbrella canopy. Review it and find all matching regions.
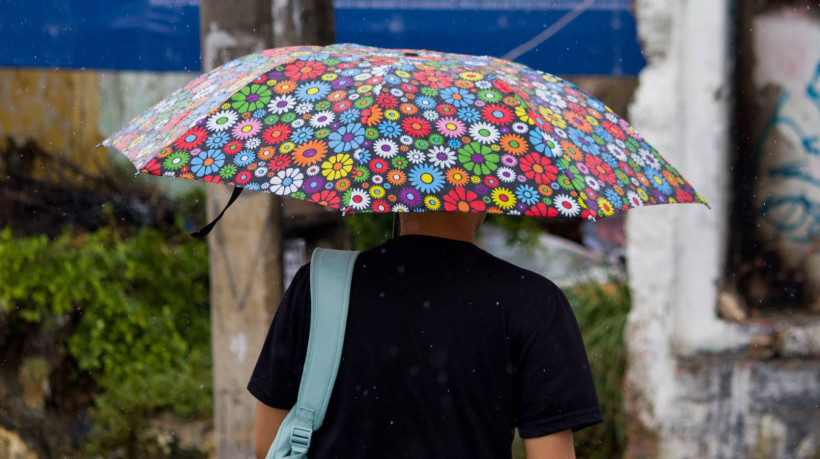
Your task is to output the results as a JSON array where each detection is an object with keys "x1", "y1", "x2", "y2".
[{"x1": 103, "y1": 43, "x2": 707, "y2": 219}]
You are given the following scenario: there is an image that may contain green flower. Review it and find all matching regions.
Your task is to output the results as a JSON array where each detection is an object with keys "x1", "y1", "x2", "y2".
[
  {"x1": 391, "y1": 156, "x2": 407, "y2": 170},
  {"x1": 557, "y1": 174, "x2": 574, "y2": 190},
  {"x1": 281, "y1": 112, "x2": 297, "y2": 123},
  {"x1": 231, "y1": 84, "x2": 272, "y2": 114},
  {"x1": 413, "y1": 139, "x2": 430, "y2": 150},
  {"x1": 428, "y1": 134, "x2": 444, "y2": 146},
  {"x1": 323, "y1": 58, "x2": 340, "y2": 66},
  {"x1": 314, "y1": 100, "x2": 331, "y2": 111},
  {"x1": 291, "y1": 191, "x2": 307, "y2": 200},
  {"x1": 420, "y1": 87, "x2": 439, "y2": 97},
  {"x1": 264, "y1": 114, "x2": 279, "y2": 125},
  {"x1": 365, "y1": 127, "x2": 380, "y2": 140},
  {"x1": 477, "y1": 89, "x2": 502, "y2": 103},
  {"x1": 458, "y1": 142, "x2": 499, "y2": 175},
  {"x1": 163, "y1": 151, "x2": 189, "y2": 171},
  {"x1": 615, "y1": 169, "x2": 630, "y2": 185},
  {"x1": 354, "y1": 97, "x2": 374, "y2": 109},
  {"x1": 219, "y1": 164, "x2": 238, "y2": 179},
  {"x1": 315, "y1": 128, "x2": 331, "y2": 138},
  {"x1": 353, "y1": 166, "x2": 370, "y2": 182}
]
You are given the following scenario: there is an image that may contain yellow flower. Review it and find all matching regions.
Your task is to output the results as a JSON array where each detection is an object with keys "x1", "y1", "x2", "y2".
[
  {"x1": 369, "y1": 185, "x2": 385, "y2": 199},
  {"x1": 321, "y1": 153, "x2": 353, "y2": 180},
  {"x1": 424, "y1": 196, "x2": 441, "y2": 210},
  {"x1": 491, "y1": 188, "x2": 517, "y2": 210},
  {"x1": 384, "y1": 109, "x2": 400, "y2": 120}
]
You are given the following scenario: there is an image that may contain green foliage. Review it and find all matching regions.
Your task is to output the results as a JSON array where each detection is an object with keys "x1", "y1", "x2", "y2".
[
  {"x1": 484, "y1": 214, "x2": 543, "y2": 248},
  {"x1": 346, "y1": 213, "x2": 394, "y2": 250},
  {"x1": 565, "y1": 278, "x2": 630, "y2": 458},
  {"x1": 0, "y1": 227, "x2": 211, "y2": 456}
]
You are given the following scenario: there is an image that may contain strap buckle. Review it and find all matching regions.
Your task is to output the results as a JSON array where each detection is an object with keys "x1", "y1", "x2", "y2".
[{"x1": 290, "y1": 426, "x2": 312, "y2": 454}]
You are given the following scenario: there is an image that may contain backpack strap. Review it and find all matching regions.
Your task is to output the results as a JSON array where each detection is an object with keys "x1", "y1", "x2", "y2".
[{"x1": 267, "y1": 248, "x2": 360, "y2": 459}]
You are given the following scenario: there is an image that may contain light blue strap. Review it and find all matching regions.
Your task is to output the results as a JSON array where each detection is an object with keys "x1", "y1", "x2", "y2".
[{"x1": 267, "y1": 248, "x2": 360, "y2": 459}]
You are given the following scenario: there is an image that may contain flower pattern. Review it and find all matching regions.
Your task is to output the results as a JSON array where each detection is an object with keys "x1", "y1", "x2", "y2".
[{"x1": 104, "y1": 43, "x2": 706, "y2": 218}]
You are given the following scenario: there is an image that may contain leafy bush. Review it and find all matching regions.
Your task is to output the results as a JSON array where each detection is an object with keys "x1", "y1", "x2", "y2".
[{"x1": 0, "y1": 227, "x2": 211, "y2": 456}]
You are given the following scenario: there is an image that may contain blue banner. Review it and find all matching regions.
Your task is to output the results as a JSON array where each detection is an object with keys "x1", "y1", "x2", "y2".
[{"x1": 0, "y1": 0, "x2": 644, "y2": 75}]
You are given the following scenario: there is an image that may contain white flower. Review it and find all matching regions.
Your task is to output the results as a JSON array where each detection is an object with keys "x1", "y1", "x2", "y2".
[
  {"x1": 407, "y1": 149, "x2": 425, "y2": 164},
  {"x1": 638, "y1": 148, "x2": 662, "y2": 170},
  {"x1": 270, "y1": 168, "x2": 304, "y2": 196},
  {"x1": 373, "y1": 139, "x2": 399, "y2": 158},
  {"x1": 306, "y1": 164, "x2": 321, "y2": 176},
  {"x1": 267, "y1": 95, "x2": 296, "y2": 114},
  {"x1": 554, "y1": 194, "x2": 581, "y2": 217},
  {"x1": 347, "y1": 188, "x2": 371, "y2": 210},
  {"x1": 469, "y1": 121, "x2": 500, "y2": 145},
  {"x1": 584, "y1": 175, "x2": 602, "y2": 191},
  {"x1": 245, "y1": 138, "x2": 261, "y2": 149},
  {"x1": 626, "y1": 190, "x2": 644, "y2": 207},
  {"x1": 422, "y1": 110, "x2": 439, "y2": 121},
  {"x1": 206, "y1": 110, "x2": 238, "y2": 132},
  {"x1": 309, "y1": 110, "x2": 335, "y2": 128},
  {"x1": 296, "y1": 102, "x2": 313, "y2": 115},
  {"x1": 427, "y1": 146, "x2": 456, "y2": 169},
  {"x1": 496, "y1": 166, "x2": 517, "y2": 183},
  {"x1": 391, "y1": 203, "x2": 409, "y2": 212},
  {"x1": 607, "y1": 144, "x2": 628, "y2": 162}
]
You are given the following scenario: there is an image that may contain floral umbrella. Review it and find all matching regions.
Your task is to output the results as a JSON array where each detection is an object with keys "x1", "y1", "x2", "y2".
[{"x1": 103, "y1": 43, "x2": 707, "y2": 220}]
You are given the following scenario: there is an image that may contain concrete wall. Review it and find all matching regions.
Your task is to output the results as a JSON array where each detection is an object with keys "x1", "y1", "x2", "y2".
[{"x1": 624, "y1": 0, "x2": 820, "y2": 457}]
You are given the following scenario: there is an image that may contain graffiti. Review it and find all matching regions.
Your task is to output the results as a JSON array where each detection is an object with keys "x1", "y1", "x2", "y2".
[{"x1": 759, "y1": 61, "x2": 820, "y2": 244}]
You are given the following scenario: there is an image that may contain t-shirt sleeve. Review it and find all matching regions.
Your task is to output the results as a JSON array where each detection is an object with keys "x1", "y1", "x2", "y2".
[
  {"x1": 247, "y1": 263, "x2": 311, "y2": 409},
  {"x1": 514, "y1": 283, "x2": 604, "y2": 438}
]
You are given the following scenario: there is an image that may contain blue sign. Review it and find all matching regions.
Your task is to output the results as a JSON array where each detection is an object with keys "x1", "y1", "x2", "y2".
[
  {"x1": 0, "y1": 0, "x2": 201, "y2": 71},
  {"x1": 0, "y1": 0, "x2": 644, "y2": 75}
]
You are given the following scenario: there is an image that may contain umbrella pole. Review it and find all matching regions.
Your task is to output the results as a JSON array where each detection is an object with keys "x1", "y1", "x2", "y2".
[{"x1": 392, "y1": 213, "x2": 401, "y2": 239}]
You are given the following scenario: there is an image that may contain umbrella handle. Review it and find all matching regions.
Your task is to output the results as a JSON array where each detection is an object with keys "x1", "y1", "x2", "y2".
[{"x1": 190, "y1": 187, "x2": 244, "y2": 238}]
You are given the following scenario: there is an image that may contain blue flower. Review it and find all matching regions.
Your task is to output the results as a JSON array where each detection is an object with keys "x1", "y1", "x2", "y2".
[
  {"x1": 515, "y1": 184, "x2": 540, "y2": 205},
  {"x1": 601, "y1": 152, "x2": 619, "y2": 168},
  {"x1": 441, "y1": 87, "x2": 475, "y2": 108},
  {"x1": 341, "y1": 68, "x2": 362, "y2": 77},
  {"x1": 191, "y1": 150, "x2": 225, "y2": 177},
  {"x1": 328, "y1": 123, "x2": 366, "y2": 153},
  {"x1": 415, "y1": 95, "x2": 437, "y2": 110},
  {"x1": 295, "y1": 81, "x2": 331, "y2": 102},
  {"x1": 605, "y1": 188, "x2": 621, "y2": 205},
  {"x1": 205, "y1": 131, "x2": 230, "y2": 149},
  {"x1": 354, "y1": 149, "x2": 371, "y2": 163},
  {"x1": 244, "y1": 183, "x2": 261, "y2": 191},
  {"x1": 644, "y1": 168, "x2": 672, "y2": 195},
  {"x1": 293, "y1": 127, "x2": 315, "y2": 144},
  {"x1": 383, "y1": 74, "x2": 402, "y2": 85},
  {"x1": 378, "y1": 120, "x2": 401, "y2": 138},
  {"x1": 568, "y1": 127, "x2": 600, "y2": 156},
  {"x1": 299, "y1": 52, "x2": 329, "y2": 61},
  {"x1": 340, "y1": 108, "x2": 361, "y2": 124},
  {"x1": 457, "y1": 107, "x2": 480, "y2": 122},
  {"x1": 408, "y1": 164, "x2": 445, "y2": 193},
  {"x1": 529, "y1": 128, "x2": 558, "y2": 157},
  {"x1": 234, "y1": 150, "x2": 256, "y2": 167},
  {"x1": 253, "y1": 108, "x2": 267, "y2": 119},
  {"x1": 447, "y1": 138, "x2": 463, "y2": 149}
]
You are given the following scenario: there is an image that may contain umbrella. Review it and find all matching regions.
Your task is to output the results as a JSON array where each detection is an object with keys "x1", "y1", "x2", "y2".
[{"x1": 103, "y1": 43, "x2": 707, "y2": 222}]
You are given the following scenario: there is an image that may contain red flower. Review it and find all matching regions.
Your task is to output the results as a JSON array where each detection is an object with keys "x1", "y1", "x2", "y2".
[
  {"x1": 376, "y1": 93, "x2": 399, "y2": 109},
  {"x1": 481, "y1": 104, "x2": 514, "y2": 126},
  {"x1": 603, "y1": 120, "x2": 626, "y2": 141},
  {"x1": 413, "y1": 71, "x2": 453, "y2": 89},
  {"x1": 401, "y1": 116, "x2": 432, "y2": 138},
  {"x1": 333, "y1": 99, "x2": 352, "y2": 112},
  {"x1": 369, "y1": 158, "x2": 388, "y2": 174},
  {"x1": 520, "y1": 153, "x2": 558, "y2": 185},
  {"x1": 262, "y1": 124, "x2": 292, "y2": 145},
  {"x1": 400, "y1": 83, "x2": 418, "y2": 93},
  {"x1": 223, "y1": 141, "x2": 243, "y2": 155},
  {"x1": 268, "y1": 154, "x2": 291, "y2": 171},
  {"x1": 443, "y1": 187, "x2": 486, "y2": 212},
  {"x1": 311, "y1": 190, "x2": 340, "y2": 209},
  {"x1": 525, "y1": 202, "x2": 558, "y2": 218},
  {"x1": 253, "y1": 74, "x2": 268, "y2": 84},
  {"x1": 236, "y1": 170, "x2": 253, "y2": 185},
  {"x1": 367, "y1": 76, "x2": 384, "y2": 85},
  {"x1": 483, "y1": 175, "x2": 499, "y2": 188},
  {"x1": 173, "y1": 126, "x2": 207, "y2": 151},
  {"x1": 284, "y1": 60, "x2": 326, "y2": 81},
  {"x1": 585, "y1": 155, "x2": 616, "y2": 185},
  {"x1": 372, "y1": 199, "x2": 390, "y2": 212},
  {"x1": 141, "y1": 158, "x2": 162, "y2": 175},
  {"x1": 676, "y1": 187, "x2": 693, "y2": 202},
  {"x1": 437, "y1": 104, "x2": 457, "y2": 116},
  {"x1": 493, "y1": 79, "x2": 514, "y2": 93},
  {"x1": 202, "y1": 175, "x2": 224, "y2": 184}
]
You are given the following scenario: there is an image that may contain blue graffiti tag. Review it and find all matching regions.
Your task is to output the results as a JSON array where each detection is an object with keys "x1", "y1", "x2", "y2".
[{"x1": 759, "y1": 61, "x2": 820, "y2": 243}]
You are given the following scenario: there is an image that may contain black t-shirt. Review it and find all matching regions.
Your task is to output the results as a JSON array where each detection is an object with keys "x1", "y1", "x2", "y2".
[{"x1": 248, "y1": 234, "x2": 603, "y2": 458}]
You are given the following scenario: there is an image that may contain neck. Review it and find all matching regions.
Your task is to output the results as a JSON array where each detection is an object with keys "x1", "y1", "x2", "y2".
[{"x1": 398, "y1": 213, "x2": 484, "y2": 244}]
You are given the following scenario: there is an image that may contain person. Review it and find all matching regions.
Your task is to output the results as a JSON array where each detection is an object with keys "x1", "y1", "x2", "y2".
[{"x1": 249, "y1": 211, "x2": 603, "y2": 459}]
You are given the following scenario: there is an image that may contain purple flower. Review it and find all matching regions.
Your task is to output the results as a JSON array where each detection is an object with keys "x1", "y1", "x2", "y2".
[
  {"x1": 304, "y1": 176, "x2": 325, "y2": 194},
  {"x1": 399, "y1": 187, "x2": 422, "y2": 207}
]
